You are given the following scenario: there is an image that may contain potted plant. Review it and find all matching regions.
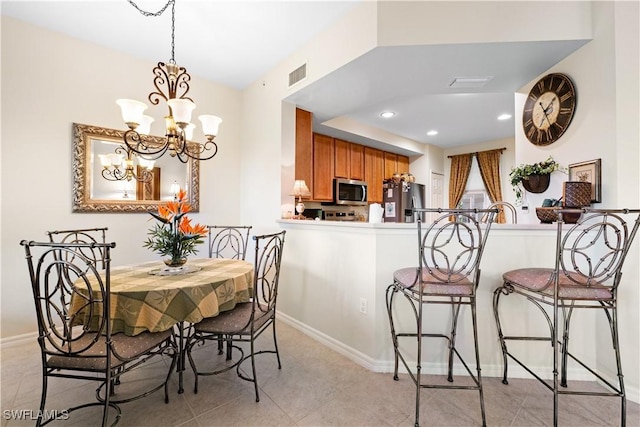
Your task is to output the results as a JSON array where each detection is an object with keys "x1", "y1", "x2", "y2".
[
  {"x1": 509, "y1": 156, "x2": 564, "y2": 205},
  {"x1": 143, "y1": 188, "x2": 208, "y2": 268}
]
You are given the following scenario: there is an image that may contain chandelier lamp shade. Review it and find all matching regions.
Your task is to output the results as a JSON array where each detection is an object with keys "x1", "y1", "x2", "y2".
[
  {"x1": 98, "y1": 145, "x2": 155, "y2": 183},
  {"x1": 116, "y1": 0, "x2": 222, "y2": 164}
]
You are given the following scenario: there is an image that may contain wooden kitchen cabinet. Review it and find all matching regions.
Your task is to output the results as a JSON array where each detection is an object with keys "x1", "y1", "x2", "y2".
[
  {"x1": 384, "y1": 152, "x2": 398, "y2": 179},
  {"x1": 364, "y1": 147, "x2": 384, "y2": 203},
  {"x1": 397, "y1": 155, "x2": 410, "y2": 174},
  {"x1": 313, "y1": 133, "x2": 335, "y2": 201},
  {"x1": 335, "y1": 139, "x2": 365, "y2": 181},
  {"x1": 295, "y1": 108, "x2": 313, "y2": 194},
  {"x1": 350, "y1": 143, "x2": 364, "y2": 180},
  {"x1": 334, "y1": 138, "x2": 350, "y2": 179}
]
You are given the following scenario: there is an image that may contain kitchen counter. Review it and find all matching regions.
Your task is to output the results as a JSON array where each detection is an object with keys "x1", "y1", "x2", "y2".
[{"x1": 275, "y1": 218, "x2": 594, "y2": 379}]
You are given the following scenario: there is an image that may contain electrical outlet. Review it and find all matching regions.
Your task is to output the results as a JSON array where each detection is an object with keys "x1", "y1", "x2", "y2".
[{"x1": 359, "y1": 297, "x2": 367, "y2": 315}]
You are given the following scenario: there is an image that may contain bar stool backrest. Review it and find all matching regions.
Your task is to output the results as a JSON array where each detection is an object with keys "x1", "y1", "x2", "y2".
[
  {"x1": 415, "y1": 208, "x2": 497, "y2": 292},
  {"x1": 557, "y1": 209, "x2": 640, "y2": 292}
]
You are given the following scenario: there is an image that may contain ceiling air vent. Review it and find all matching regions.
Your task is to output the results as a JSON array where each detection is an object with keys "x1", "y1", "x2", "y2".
[
  {"x1": 289, "y1": 63, "x2": 307, "y2": 87},
  {"x1": 449, "y1": 76, "x2": 493, "y2": 88}
]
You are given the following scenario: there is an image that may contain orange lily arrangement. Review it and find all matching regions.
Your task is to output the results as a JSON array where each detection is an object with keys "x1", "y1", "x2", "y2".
[{"x1": 143, "y1": 188, "x2": 207, "y2": 265}]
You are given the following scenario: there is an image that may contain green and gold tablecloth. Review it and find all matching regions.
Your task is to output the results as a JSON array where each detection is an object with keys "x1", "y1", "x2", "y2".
[{"x1": 72, "y1": 258, "x2": 253, "y2": 336}]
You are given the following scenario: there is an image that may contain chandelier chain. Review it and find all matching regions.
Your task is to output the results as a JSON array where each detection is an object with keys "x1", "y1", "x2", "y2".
[{"x1": 125, "y1": 0, "x2": 176, "y2": 63}]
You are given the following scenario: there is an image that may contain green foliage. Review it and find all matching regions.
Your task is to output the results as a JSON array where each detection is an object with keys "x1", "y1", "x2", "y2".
[
  {"x1": 143, "y1": 223, "x2": 204, "y2": 263},
  {"x1": 509, "y1": 156, "x2": 564, "y2": 204}
]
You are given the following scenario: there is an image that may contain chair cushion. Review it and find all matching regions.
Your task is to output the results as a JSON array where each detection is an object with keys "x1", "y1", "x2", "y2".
[
  {"x1": 194, "y1": 302, "x2": 273, "y2": 335},
  {"x1": 503, "y1": 268, "x2": 613, "y2": 301},
  {"x1": 47, "y1": 329, "x2": 173, "y2": 371},
  {"x1": 393, "y1": 267, "x2": 474, "y2": 296}
]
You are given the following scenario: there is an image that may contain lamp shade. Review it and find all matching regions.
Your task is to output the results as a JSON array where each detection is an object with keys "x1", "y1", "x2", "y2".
[
  {"x1": 137, "y1": 115, "x2": 155, "y2": 135},
  {"x1": 291, "y1": 180, "x2": 310, "y2": 197},
  {"x1": 116, "y1": 99, "x2": 147, "y2": 125},
  {"x1": 184, "y1": 123, "x2": 196, "y2": 141},
  {"x1": 199, "y1": 115, "x2": 222, "y2": 137},
  {"x1": 167, "y1": 98, "x2": 196, "y2": 124}
]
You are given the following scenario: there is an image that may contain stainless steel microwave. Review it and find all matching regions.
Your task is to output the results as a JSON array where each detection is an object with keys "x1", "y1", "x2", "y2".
[{"x1": 334, "y1": 178, "x2": 367, "y2": 206}]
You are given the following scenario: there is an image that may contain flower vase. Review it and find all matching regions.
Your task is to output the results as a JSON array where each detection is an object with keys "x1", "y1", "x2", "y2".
[{"x1": 164, "y1": 257, "x2": 187, "y2": 270}]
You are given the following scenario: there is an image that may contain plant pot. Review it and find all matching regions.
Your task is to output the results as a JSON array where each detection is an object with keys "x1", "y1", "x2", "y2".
[
  {"x1": 164, "y1": 257, "x2": 187, "y2": 269},
  {"x1": 522, "y1": 174, "x2": 550, "y2": 193}
]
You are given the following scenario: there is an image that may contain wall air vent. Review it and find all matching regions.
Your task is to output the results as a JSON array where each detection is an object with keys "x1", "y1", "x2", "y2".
[{"x1": 289, "y1": 63, "x2": 307, "y2": 87}]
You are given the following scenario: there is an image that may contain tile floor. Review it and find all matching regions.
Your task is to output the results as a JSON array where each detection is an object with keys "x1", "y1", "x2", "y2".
[{"x1": 1, "y1": 321, "x2": 638, "y2": 426}]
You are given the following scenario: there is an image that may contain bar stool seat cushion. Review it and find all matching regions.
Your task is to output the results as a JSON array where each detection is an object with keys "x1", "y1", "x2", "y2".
[
  {"x1": 503, "y1": 268, "x2": 613, "y2": 301},
  {"x1": 394, "y1": 267, "x2": 474, "y2": 296}
]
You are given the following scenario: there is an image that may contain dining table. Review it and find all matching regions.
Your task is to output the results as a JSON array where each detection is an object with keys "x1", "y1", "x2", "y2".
[{"x1": 71, "y1": 257, "x2": 254, "y2": 393}]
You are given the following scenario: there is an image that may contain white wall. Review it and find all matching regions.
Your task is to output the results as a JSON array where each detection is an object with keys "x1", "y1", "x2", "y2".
[{"x1": 0, "y1": 17, "x2": 243, "y2": 337}]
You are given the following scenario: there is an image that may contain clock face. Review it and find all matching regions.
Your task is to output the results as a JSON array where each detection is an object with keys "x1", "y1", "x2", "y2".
[{"x1": 523, "y1": 73, "x2": 576, "y2": 146}]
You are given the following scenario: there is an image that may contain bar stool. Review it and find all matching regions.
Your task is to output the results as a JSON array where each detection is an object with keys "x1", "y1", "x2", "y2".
[
  {"x1": 386, "y1": 207, "x2": 498, "y2": 427},
  {"x1": 493, "y1": 208, "x2": 640, "y2": 426}
]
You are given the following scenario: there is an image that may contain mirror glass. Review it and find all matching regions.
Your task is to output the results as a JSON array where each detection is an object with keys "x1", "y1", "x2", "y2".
[{"x1": 73, "y1": 123, "x2": 200, "y2": 213}]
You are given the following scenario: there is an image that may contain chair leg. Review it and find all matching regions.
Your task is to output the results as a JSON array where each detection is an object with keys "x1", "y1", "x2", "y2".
[
  {"x1": 249, "y1": 337, "x2": 260, "y2": 402},
  {"x1": 471, "y1": 300, "x2": 487, "y2": 427},
  {"x1": 414, "y1": 297, "x2": 423, "y2": 427},
  {"x1": 560, "y1": 306, "x2": 572, "y2": 388},
  {"x1": 609, "y1": 306, "x2": 626, "y2": 426},
  {"x1": 271, "y1": 321, "x2": 282, "y2": 369},
  {"x1": 493, "y1": 285, "x2": 510, "y2": 384},
  {"x1": 447, "y1": 300, "x2": 462, "y2": 383},
  {"x1": 386, "y1": 285, "x2": 401, "y2": 381},
  {"x1": 36, "y1": 372, "x2": 48, "y2": 427}
]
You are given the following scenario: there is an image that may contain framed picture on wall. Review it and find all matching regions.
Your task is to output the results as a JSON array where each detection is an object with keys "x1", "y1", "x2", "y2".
[{"x1": 568, "y1": 159, "x2": 601, "y2": 203}]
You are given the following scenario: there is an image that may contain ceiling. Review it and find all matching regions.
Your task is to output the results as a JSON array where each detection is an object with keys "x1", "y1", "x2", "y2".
[{"x1": 1, "y1": 1, "x2": 589, "y2": 153}]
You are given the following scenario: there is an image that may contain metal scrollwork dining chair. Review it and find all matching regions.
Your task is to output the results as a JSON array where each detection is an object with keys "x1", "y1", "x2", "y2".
[
  {"x1": 386, "y1": 208, "x2": 498, "y2": 427},
  {"x1": 207, "y1": 225, "x2": 252, "y2": 260},
  {"x1": 493, "y1": 208, "x2": 640, "y2": 426},
  {"x1": 21, "y1": 240, "x2": 178, "y2": 427},
  {"x1": 186, "y1": 230, "x2": 286, "y2": 402},
  {"x1": 47, "y1": 227, "x2": 109, "y2": 269}
]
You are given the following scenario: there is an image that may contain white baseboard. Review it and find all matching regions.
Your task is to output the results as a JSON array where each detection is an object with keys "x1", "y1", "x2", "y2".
[
  {"x1": 276, "y1": 311, "x2": 640, "y2": 404},
  {"x1": 0, "y1": 331, "x2": 38, "y2": 349}
]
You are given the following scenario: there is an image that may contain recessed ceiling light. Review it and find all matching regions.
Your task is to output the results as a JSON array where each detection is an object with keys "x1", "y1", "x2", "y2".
[
  {"x1": 427, "y1": 130, "x2": 438, "y2": 136},
  {"x1": 379, "y1": 111, "x2": 395, "y2": 119},
  {"x1": 498, "y1": 114, "x2": 512, "y2": 120}
]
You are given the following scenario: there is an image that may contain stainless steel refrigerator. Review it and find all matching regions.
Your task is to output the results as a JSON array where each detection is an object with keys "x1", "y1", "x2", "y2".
[{"x1": 382, "y1": 181, "x2": 426, "y2": 222}]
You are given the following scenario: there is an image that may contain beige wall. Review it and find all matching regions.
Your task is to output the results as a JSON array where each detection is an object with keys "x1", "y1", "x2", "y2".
[{"x1": 0, "y1": 16, "x2": 243, "y2": 336}]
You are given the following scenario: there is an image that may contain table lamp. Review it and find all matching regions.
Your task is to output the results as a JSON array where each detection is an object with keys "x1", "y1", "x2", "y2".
[{"x1": 291, "y1": 180, "x2": 311, "y2": 218}]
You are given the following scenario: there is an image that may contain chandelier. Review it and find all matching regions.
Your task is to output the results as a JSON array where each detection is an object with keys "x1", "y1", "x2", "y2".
[
  {"x1": 98, "y1": 144, "x2": 155, "y2": 183},
  {"x1": 116, "y1": 0, "x2": 222, "y2": 164}
]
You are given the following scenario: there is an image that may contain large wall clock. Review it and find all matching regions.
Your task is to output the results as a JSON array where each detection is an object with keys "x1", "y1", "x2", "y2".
[{"x1": 522, "y1": 73, "x2": 576, "y2": 146}]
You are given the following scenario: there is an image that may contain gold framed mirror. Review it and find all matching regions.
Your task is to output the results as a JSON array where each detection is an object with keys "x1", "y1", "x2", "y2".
[{"x1": 72, "y1": 123, "x2": 199, "y2": 213}]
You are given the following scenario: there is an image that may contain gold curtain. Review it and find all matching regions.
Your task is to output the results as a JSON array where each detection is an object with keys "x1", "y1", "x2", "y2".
[
  {"x1": 448, "y1": 154, "x2": 473, "y2": 210},
  {"x1": 477, "y1": 149, "x2": 506, "y2": 223}
]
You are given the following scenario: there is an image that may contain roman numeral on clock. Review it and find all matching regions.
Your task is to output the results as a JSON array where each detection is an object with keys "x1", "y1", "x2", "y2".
[{"x1": 560, "y1": 92, "x2": 573, "y2": 103}]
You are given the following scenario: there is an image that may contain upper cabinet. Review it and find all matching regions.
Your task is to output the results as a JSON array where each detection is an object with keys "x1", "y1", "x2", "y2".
[
  {"x1": 397, "y1": 155, "x2": 410, "y2": 175},
  {"x1": 384, "y1": 152, "x2": 397, "y2": 179},
  {"x1": 334, "y1": 139, "x2": 350, "y2": 179},
  {"x1": 295, "y1": 108, "x2": 314, "y2": 195},
  {"x1": 350, "y1": 143, "x2": 364, "y2": 181},
  {"x1": 294, "y1": 107, "x2": 409, "y2": 204},
  {"x1": 335, "y1": 139, "x2": 365, "y2": 181},
  {"x1": 312, "y1": 133, "x2": 335, "y2": 201},
  {"x1": 364, "y1": 147, "x2": 384, "y2": 204}
]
